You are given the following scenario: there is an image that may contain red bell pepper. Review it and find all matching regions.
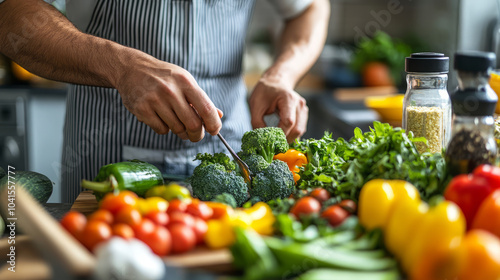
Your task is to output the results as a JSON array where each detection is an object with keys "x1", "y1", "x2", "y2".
[{"x1": 444, "y1": 164, "x2": 500, "y2": 229}]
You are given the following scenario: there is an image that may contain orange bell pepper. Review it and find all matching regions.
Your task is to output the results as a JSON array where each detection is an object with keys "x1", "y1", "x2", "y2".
[
  {"x1": 273, "y1": 149, "x2": 307, "y2": 182},
  {"x1": 458, "y1": 229, "x2": 500, "y2": 280},
  {"x1": 472, "y1": 189, "x2": 500, "y2": 239}
]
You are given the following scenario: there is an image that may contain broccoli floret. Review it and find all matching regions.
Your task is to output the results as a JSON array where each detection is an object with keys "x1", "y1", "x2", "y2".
[
  {"x1": 250, "y1": 160, "x2": 295, "y2": 202},
  {"x1": 241, "y1": 127, "x2": 289, "y2": 163},
  {"x1": 237, "y1": 152, "x2": 270, "y2": 174},
  {"x1": 195, "y1": 153, "x2": 236, "y2": 171},
  {"x1": 189, "y1": 163, "x2": 248, "y2": 206},
  {"x1": 212, "y1": 193, "x2": 238, "y2": 208}
]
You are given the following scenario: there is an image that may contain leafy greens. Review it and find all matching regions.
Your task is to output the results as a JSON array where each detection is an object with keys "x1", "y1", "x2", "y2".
[{"x1": 292, "y1": 121, "x2": 450, "y2": 201}]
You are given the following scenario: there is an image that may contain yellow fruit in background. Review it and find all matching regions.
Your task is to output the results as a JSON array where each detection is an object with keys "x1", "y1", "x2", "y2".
[
  {"x1": 12, "y1": 62, "x2": 36, "y2": 81},
  {"x1": 489, "y1": 71, "x2": 500, "y2": 114}
]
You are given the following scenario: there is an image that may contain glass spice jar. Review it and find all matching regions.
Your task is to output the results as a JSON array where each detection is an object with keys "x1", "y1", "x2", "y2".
[
  {"x1": 402, "y1": 53, "x2": 452, "y2": 154},
  {"x1": 446, "y1": 51, "x2": 498, "y2": 176}
]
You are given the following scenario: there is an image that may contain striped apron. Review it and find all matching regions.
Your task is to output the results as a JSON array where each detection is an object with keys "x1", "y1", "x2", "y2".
[{"x1": 61, "y1": 0, "x2": 255, "y2": 202}]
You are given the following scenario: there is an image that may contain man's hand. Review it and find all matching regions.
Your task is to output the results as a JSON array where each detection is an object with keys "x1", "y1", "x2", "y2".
[
  {"x1": 116, "y1": 55, "x2": 222, "y2": 142},
  {"x1": 249, "y1": 0, "x2": 329, "y2": 143},
  {"x1": 249, "y1": 77, "x2": 308, "y2": 143}
]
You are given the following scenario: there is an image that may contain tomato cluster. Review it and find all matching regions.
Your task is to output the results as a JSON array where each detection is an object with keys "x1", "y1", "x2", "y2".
[
  {"x1": 60, "y1": 190, "x2": 213, "y2": 256},
  {"x1": 290, "y1": 188, "x2": 356, "y2": 227}
]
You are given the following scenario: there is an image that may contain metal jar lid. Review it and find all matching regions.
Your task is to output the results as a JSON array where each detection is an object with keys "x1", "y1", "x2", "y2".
[{"x1": 405, "y1": 52, "x2": 449, "y2": 73}]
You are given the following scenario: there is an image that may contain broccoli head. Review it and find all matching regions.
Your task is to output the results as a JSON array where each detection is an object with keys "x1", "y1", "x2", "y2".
[
  {"x1": 189, "y1": 161, "x2": 248, "y2": 206},
  {"x1": 195, "y1": 153, "x2": 236, "y2": 171},
  {"x1": 212, "y1": 193, "x2": 238, "y2": 208},
  {"x1": 237, "y1": 152, "x2": 270, "y2": 174},
  {"x1": 241, "y1": 127, "x2": 289, "y2": 163},
  {"x1": 250, "y1": 159, "x2": 295, "y2": 202}
]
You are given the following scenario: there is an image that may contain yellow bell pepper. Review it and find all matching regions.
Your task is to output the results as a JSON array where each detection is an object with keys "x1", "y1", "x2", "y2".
[
  {"x1": 273, "y1": 149, "x2": 307, "y2": 182},
  {"x1": 402, "y1": 200, "x2": 466, "y2": 275},
  {"x1": 135, "y1": 197, "x2": 169, "y2": 215},
  {"x1": 242, "y1": 202, "x2": 276, "y2": 236},
  {"x1": 385, "y1": 200, "x2": 429, "y2": 258},
  {"x1": 204, "y1": 203, "x2": 275, "y2": 249},
  {"x1": 358, "y1": 179, "x2": 420, "y2": 231}
]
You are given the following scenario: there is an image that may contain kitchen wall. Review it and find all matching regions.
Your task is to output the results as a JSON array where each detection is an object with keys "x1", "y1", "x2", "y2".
[{"x1": 248, "y1": 0, "x2": 499, "y2": 88}]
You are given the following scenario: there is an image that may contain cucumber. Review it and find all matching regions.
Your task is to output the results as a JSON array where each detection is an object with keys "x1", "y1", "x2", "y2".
[
  {"x1": 0, "y1": 170, "x2": 53, "y2": 204},
  {"x1": 297, "y1": 268, "x2": 401, "y2": 280}
]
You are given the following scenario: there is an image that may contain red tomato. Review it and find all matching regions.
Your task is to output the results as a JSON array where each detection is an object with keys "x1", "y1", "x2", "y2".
[
  {"x1": 309, "y1": 188, "x2": 330, "y2": 203},
  {"x1": 290, "y1": 197, "x2": 321, "y2": 218},
  {"x1": 88, "y1": 209, "x2": 114, "y2": 224},
  {"x1": 100, "y1": 191, "x2": 138, "y2": 214},
  {"x1": 60, "y1": 211, "x2": 87, "y2": 240},
  {"x1": 192, "y1": 217, "x2": 208, "y2": 244},
  {"x1": 141, "y1": 225, "x2": 172, "y2": 256},
  {"x1": 168, "y1": 212, "x2": 195, "y2": 228},
  {"x1": 111, "y1": 223, "x2": 134, "y2": 240},
  {"x1": 132, "y1": 218, "x2": 156, "y2": 241},
  {"x1": 338, "y1": 199, "x2": 357, "y2": 214},
  {"x1": 114, "y1": 206, "x2": 142, "y2": 227},
  {"x1": 145, "y1": 211, "x2": 169, "y2": 227},
  {"x1": 186, "y1": 200, "x2": 213, "y2": 220},
  {"x1": 169, "y1": 224, "x2": 196, "y2": 254},
  {"x1": 321, "y1": 205, "x2": 350, "y2": 227},
  {"x1": 81, "y1": 220, "x2": 112, "y2": 251},
  {"x1": 167, "y1": 199, "x2": 188, "y2": 214}
]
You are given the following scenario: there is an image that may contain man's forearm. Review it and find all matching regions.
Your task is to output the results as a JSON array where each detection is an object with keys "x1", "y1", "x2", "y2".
[
  {"x1": 0, "y1": 0, "x2": 137, "y2": 88},
  {"x1": 263, "y1": 0, "x2": 330, "y2": 88}
]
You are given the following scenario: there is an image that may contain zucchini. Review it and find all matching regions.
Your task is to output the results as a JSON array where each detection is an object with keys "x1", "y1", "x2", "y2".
[
  {"x1": 0, "y1": 170, "x2": 53, "y2": 204},
  {"x1": 0, "y1": 166, "x2": 5, "y2": 180}
]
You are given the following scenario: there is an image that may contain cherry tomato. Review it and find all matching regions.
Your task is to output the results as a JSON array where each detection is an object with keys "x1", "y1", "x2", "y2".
[
  {"x1": 60, "y1": 211, "x2": 87, "y2": 240},
  {"x1": 145, "y1": 211, "x2": 169, "y2": 227},
  {"x1": 99, "y1": 191, "x2": 138, "y2": 214},
  {"x1": 167, "y1": 199, "x2": 188, "y2": 214},
  {"x1": 168, "y1": 212, "x2": 195, "y2": 228},
  {"x1": 309, "y1": 188, "x2": 330, "y2": 203},
  {"x1": 321, "y1": 205, "x2": 350, "y2": 227},
  {"x1": 169, "y1": 224, "x2": 197, "y2": 254},
  {"x1": 338, "y1": 199, "x2": 357, "y2": 214},
  {"x1": 88, "y1": 209, "x2": 114, "y2": 224},
  {"x1": 290, "y1": 197, "x2": 321, "y2": 218},
  {"x1": 186, "y1": 199, "x2": 213, "y2": 220},
  {"x1": 192, "y1": 217, "x2": 208, "y2": 244},
  {"x1": 114, "y1": 206, "x2": 142, "y2": 227},
  {"x1": 132, "y1": 218, "x2": 156, "y2": 241},
  {"x1": 136, "y1": 197, "x2": 169, "y2": 215},
  {"x1": 111, "y1": 223, "x2": 134, "y2": 240},
  {"x1": 81, "y1": 220, "x2": 112, "y2": 251},
  {"x1": 141, "y1": 225, "x2": 172, "y2": 256}
]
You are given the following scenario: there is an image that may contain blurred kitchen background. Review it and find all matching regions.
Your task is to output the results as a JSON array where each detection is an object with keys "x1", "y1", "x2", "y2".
[{"x1": 0, "y1": 0, "x2": 499, "y2": 202}]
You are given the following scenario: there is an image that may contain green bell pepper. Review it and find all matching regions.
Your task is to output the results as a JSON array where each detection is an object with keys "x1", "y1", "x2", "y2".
[{"x1": 81, "y1": 160, "x2": 164, "y2": 197}]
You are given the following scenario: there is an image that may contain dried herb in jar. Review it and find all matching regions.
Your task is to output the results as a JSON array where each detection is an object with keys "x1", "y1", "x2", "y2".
[
  {"x1": 445, "y1": 128, "x2": 496, "y2": 175},
  {"x1": 406, "y1": 106, "x2": 445, "y2": 154}
]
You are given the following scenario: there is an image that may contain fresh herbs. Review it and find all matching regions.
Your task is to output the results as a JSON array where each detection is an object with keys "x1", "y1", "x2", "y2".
[{"x1": 292, "y1": 122, "x2": 450, "y2": 201}]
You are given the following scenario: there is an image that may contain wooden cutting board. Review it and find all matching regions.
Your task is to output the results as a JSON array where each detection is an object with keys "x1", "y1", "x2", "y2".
[{"x1": 71, "y1": 191, "x2": 235, "y2": 273}]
